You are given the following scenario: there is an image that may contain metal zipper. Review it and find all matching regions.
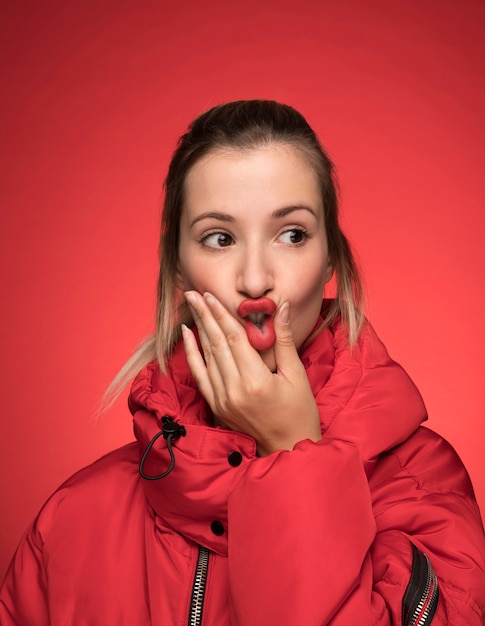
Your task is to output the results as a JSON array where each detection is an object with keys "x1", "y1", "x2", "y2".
[
  {"x1": 403, "y1": 544, "x2": 439, "y2": 626},
  {"x1": 410, "y1": 552, "x2": 439, "y2": 626},
  {"x1": 188, "y1": 546, "x2": 210, "y2": 626}
]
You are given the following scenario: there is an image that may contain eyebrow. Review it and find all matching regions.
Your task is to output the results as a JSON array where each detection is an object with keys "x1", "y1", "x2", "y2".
[
  {"x1": 271, "y1": 205, "x2": 318, "y2": 219},
  {"x1": 190, "y1": 212, "x2": 235, "y2": 227},
  {"x1": 190, "y1": 205, "x2": 318, "y2": 228}
]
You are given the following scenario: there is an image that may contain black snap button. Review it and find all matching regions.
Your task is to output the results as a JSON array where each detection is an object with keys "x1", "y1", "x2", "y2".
[
  {"x1": 211, "y1": 520, "x2": 225, "y2": 536},
  {"x1": 227, "y1": 451, "x2": 243, "y2": 467}
]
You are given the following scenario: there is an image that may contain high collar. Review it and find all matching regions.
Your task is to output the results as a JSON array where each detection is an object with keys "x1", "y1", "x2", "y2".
[{"x1": 129, "y1": 304, "x2": 427, "y2": 553}]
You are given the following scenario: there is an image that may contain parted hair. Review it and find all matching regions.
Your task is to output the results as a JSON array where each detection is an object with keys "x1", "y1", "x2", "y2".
[{"x1": 103, "y1": 100, "x2": 364, "y2": 408}]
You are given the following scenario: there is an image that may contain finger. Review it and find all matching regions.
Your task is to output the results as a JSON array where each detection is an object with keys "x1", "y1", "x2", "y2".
[
  {"x1": 185, "y1": 293, "x2": 213, "y2": 364},
  {"x1": 272, "y1": 303, "x2": 304, "y2": 377},
  {"x1": 203, "y1": 292, "x2": 269, "y2": 377},
  {"x1": 181, "y1": 324, "x2": 215, "y2": 407},
  {"x1": 185, "y1": 291, "x2": 239, "y2": 388}
]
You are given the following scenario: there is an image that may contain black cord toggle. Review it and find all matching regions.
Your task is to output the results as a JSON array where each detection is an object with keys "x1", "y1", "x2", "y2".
[{"x1": 139, "y1": 416, "x2": 186, "y2": 480}]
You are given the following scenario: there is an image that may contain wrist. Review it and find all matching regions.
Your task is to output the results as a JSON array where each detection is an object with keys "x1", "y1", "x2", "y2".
[{"x1": 256, "y1": 427, "x2": 322, "y2": 457}]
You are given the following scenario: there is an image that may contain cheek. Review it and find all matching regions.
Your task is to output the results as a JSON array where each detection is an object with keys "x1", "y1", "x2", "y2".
[
  {"x1": 178, "y1": 254, "x2": 228, "y2": 295},
  {"x1": 287, "y1": 263, "x2": 328, "y2": 343},
  {"x1": 177, "y1": 260, "x2": 193, "y2": 291},
  {"x1": 178, "y1": 242, "x2": 207, "y2": 291},
  {"x1": 178, "y1": 265, "x2": 196, "y2": 290},
  {"x1": 178, "y1": 265, "x2": 206, "y2": 292},
  {"x1": 289, "y1": 258, "x2": 328, "y2": 304}
]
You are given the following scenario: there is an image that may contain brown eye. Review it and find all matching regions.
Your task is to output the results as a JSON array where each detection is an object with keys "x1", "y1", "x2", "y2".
[
  {"x1": 289, "y1": 230, "x2": 304, "y2": 243},
  {"x1": 202, "y1": 232, "x2": 234, "y2": 248},
  {"x1": 217, "y1": 233, "x2": 233, "y2": 247},
  {"x1": 279, "y1": 228, "x2": 309, "y2": 246}
]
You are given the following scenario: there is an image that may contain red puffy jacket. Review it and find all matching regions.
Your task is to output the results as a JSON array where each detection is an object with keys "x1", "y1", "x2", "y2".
[{"x1": 1, "y1": 315, "x2": 485, "y2": 625}]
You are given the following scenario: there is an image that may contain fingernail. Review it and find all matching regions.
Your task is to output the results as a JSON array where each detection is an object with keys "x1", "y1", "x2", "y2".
[
  {"x1": 279, "y1": 302, "x2": 290, "y2": 324},
  {"x1": 203, "y1": 292, "x2": 216, "y2": 306},
  {"x1": 185, "y1": 291, "x2": 196, "y2": 306},
  {"x1": 181, "y1": 323, "x2": 189, "y2": 338}
]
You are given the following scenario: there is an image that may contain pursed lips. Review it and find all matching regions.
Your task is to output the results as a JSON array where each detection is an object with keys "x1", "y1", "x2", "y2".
[
  {"x1": 245, "y1": 312, "x2": 266, "y2": 329},
  {"x1": 237, "y1": 298, "x2": 277, "y2": 351},
  {"x1": 237, "y1": 297, "x2": 277, "y2": 322}
]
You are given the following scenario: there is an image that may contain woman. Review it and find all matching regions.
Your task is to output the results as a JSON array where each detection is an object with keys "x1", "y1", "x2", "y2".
[{"x1": 1, "y1": 100, "x2": 484, "y2": 625}]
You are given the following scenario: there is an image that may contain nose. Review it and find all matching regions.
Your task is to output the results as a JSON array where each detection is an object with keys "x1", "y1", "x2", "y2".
[{"x1": 236, "y1": 244, "x2": 274, "y2": 299}]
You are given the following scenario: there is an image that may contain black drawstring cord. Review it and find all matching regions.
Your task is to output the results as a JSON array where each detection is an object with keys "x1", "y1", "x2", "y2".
[{"x1": 139, "y1": 416, "x2": 186, "y2": 480}]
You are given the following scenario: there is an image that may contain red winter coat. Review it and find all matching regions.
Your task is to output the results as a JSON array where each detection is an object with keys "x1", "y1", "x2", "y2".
[{"x1": 1, "y1": 315, "x2": 485, "y2": 625}]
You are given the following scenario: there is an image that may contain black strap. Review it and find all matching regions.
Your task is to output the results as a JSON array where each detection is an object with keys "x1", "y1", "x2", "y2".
[{"x1": 139, "y1": 416, "x2": 186, "y2": 480}]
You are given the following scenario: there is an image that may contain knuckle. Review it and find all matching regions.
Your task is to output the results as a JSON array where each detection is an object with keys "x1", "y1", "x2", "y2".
[
  {"x1": 277, "y1": 330, "x2": 294, "y2": 347},
  {"x1": 208, "y1": 333, "x2": 226, "y2": 352},
  {"x1": 225, "y1": 329, "x2": 244, "y2": 347},
  {"x1": 225, "y1": 387, "x2": 250, "y2": 415},
  {"x1": 211, "y1": 305, "x2": 225, "y2": 323},
  {"x1": 243, "y1": 377, "x2": 265, "y2": 397},
  {"x1": 224, "y1": 386, "x2": 241, "y2": 408}
]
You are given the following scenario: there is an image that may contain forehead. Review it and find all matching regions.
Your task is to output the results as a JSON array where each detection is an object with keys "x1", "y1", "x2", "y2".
[{"x1": 183, "y1": 144, "x2": 322, "y2": 213}]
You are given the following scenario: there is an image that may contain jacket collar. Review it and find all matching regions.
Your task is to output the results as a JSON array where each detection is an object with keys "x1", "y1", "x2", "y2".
[{"x1": 129, "y1": 303, "x2": 427, "y2": 553}]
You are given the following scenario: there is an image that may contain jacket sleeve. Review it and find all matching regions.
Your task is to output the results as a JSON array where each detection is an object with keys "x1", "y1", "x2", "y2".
[
  {"x1": 0, "y1": 522, "x2": 50, "y2": 626},
  {"x1": 226, "y1": 431, "x2": 485, "y2": 626}
]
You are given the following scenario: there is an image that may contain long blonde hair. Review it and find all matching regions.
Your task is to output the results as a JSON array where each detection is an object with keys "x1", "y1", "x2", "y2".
[{"x1": 102, "y1": 100, "x2": 364, "y2": 409}]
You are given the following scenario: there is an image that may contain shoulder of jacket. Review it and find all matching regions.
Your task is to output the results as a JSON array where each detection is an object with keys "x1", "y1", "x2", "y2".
[
  {"x1": 31, "y1": 442, "x2": 143, "y2": 545},
  {"x1": 58, "y1": 441, "x2": 140, "y2": 488},
  {"x1": 372, "y1": 426, "x2": 476, "y2": 498}
]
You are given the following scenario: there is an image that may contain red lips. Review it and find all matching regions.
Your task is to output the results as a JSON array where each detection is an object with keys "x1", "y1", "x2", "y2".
[{"x1": 237, "y1": 298, "x2": 277, "y2": 351}]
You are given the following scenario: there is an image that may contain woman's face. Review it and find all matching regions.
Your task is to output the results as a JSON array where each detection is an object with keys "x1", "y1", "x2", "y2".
[{"x1": 177, "y1": 144, "x2": 333, "y2": 371}]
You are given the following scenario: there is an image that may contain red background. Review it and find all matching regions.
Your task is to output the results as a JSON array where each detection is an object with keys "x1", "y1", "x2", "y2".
[{"x1": 1, "y1": 1, "x2": 484, "y2": 579}]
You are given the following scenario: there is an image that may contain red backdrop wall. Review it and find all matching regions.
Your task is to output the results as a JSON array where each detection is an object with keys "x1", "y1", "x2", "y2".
[{"x1": 1, "y1": 0, "x2": 484, "y2": 579}]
